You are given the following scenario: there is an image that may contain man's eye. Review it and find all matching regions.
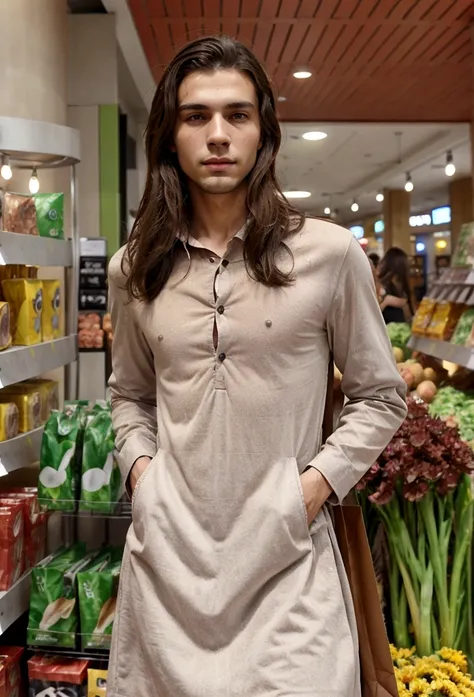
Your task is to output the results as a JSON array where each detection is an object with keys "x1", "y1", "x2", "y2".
[
  {"x1": 187, "y1": 114, "x2": 205, "y2": 121},
  {"x1": 231, "y1": 113, "x2": 248, "y2": 120}
]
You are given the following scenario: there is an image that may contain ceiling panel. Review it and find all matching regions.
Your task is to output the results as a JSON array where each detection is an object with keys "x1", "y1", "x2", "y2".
[{"x1": 128, "y1": 0, "x2": 474, "y2": 122}]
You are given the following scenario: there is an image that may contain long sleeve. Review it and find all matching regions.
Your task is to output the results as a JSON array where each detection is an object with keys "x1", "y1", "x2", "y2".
[
  {"x1": 309, "y1": 236, "x2": 407, "y2": 502},
  {"x1": 108, "y1": 251, "x2": 158, "y2": 484}
]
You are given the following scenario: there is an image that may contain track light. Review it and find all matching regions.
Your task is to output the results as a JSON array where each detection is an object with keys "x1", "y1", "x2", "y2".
[
  {"x1": 445, "y1": 151, "x2": 456, "y2": 177},
  {"x1": 29, "y1": 168, "x2": 40, "y2": 194},
  {"x1": 405, "y1": 173, "x2": 414, "y2": 193},
  {"x1": 351, "y1": 200, "x2": 359, "y2": 213},
  {"x1": 324, "y1": 206, "x2": 331, "y2": 215},
  {"x1": 1, "y1": 156, "x2": 12, "y2": 181},
  {"x1": 376, "y1": 191, "x2": 384, "y2": 202}
]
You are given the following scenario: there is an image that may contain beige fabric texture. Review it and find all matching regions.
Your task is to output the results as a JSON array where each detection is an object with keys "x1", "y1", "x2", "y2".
[{"x1": 107, "y1": 218, "x2": 407, "y2": 697}]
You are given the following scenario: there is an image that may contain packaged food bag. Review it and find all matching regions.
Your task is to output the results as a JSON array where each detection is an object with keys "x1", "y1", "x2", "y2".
[
  {"x1": 0, "y1": 303, "x2": 11, "y2": 350},
  {"x1": 411, "y1": 297, "x2": 437, "y2": 336},
  {"x1": 0, "y1": 403, "x2": 19, "y2": 441},
  {"x1": 27, "y1": 543, "x2": 95, "y2": 648},
  {"x1": 0, "y1": 646, "x2": 24, "y2": 697},
  {"x1": 0, "y1": 489, "x2": 47, "y2": 570},
  {"x1": 38, "y1": 406, "x2": 87, "y2": 511},
  {"x1": 2, "y1": 193, "x2": 38, "y2": 235},
  {"x1": 426, "y1": 301, "x2": 466, "y2": 341},
  {"x1": 80, "y1": 407, "x2": 121, "y2": 513},
  {"x1": 0, "y1": 385, "x2": 41, "y2": 433},
  {"x1": 33, "y1": 193, "x2": 64, "y2": 239},
  {"x1": 0, "y1": 500, "x2": 25, "y2": 591},
  {"x1": 1, "y1": 279, "x2": 43, "y2": 345},
  {"x1": 41, "y1": 279, "x2": 62, "y2": 341},
  {"x1": 88, "y1": 669, "x2": 107, "y2": 697},
  {"x1": 21, "y1": 379, "x2": 59, "y2": 424},
  {"x1": 78, "y1": 551, "x2": 122, "y2": 650},
  {"x1": 28, "y1": 655, "x2": 89, "y2": 697}
]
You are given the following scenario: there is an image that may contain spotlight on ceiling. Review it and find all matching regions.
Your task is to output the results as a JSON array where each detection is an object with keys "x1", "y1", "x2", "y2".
[
  {"x1": 376, "y1": 191, "x2": 384, "y2": 202},
  {"x1": 324, "y1": 206, "x2": 331, "y2": 215},
  {"x1": 293, "y1": 70, "x2": 312, "y2": 79},
  {"x1": 445, "y1": 151, "x2": 456, "y2": 177},
  {"x1": 351, "y1": 200, "x2": 359, "y2": 213},
  {"x1": 283, "y1": 190, "x2": 311, "y2": 199},
  {"x1": 302, "y1": 131, "x2": 327, "y2": 141},
  {"x1": 405, "y1": 172, "x2": 414, "y2": 192}
]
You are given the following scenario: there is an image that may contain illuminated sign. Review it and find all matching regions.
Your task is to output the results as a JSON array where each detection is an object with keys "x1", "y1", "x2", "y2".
[
  {"x1": 431, "y1": 206, "x2": 451, "y2": 225},
  {"x1": 410, "y1": 214, "x2": 431, "y2": 227}
]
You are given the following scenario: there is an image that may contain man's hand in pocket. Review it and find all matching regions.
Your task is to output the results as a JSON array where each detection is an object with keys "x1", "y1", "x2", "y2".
[
  {"x1": 129, "y1": 456, "x2": 152, "y2": 494},
  {"x1": 300, "y1": 467, "x2": 332, "y2": 525}
]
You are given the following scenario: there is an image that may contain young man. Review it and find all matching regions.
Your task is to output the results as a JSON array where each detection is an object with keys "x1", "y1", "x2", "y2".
[{"x1": 107, "y1": 35, "x2": 407, "y2": 697}]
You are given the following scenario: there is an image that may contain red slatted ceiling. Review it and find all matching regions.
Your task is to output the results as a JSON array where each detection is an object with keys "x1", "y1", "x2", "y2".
[{"x1": 130, "y1": 0, "x2": 474, "y2": 122}]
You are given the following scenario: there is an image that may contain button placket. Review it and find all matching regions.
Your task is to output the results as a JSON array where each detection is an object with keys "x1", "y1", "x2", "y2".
[{"x1": 213, "y1": 258, "x2": 232, "y2": 385}]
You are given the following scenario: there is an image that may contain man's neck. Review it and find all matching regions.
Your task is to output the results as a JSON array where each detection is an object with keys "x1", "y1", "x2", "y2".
[{"x1": 188, "y1": 185, "x2": 248, "y2": 257}]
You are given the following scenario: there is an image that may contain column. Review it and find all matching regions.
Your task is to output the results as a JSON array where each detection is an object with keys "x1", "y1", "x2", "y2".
[
  {"x1": 449, "y1": 177, "x2": 473, "y2": 251},
  {"x1": 382, "y1": 188, "x2": 411, "y2": 253}
]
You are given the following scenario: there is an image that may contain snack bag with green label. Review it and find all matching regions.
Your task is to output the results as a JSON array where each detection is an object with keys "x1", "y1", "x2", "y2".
[
  {"x1": 39, "y1": 406, "x2": 87, "y2": 511},
  {"x1": 79, "y1": 407, "x2": 121, "y2": 514},
  {"x1": 78, "y1": 549, "x2": 122, "y2": 650},
  {"x1": 33, "y1": 193, "x2": 64, "y2": 239},
  {"x1": 27, "y1": 543, "x2": 86, "y2": 647}
]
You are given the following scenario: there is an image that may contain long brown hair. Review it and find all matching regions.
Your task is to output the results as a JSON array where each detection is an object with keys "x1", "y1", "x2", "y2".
[
  {"x1": 124, "y1": 35, "x2": 305, "y2": 302},
  {"x1": 378, "y1": 247, "x2": 414, "y2": 316}
]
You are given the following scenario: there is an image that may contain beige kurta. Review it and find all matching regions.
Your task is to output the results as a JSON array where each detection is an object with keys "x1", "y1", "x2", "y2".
[{"x1": 107, "y1": 218, "x2": 407, "y2": 697}]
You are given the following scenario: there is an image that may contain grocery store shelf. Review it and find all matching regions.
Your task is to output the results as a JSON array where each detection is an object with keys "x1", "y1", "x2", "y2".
[
  {"x1": 0, "y1": 335, "x2": 78, "y2": 388},
  {"x1": 0, "y1": 571, "x2": 31, "y2": 635},
  {"x1": 408, "y1": 335, "x2": 474, "y2": 370},
  {"x1": 0, "y1": 231, "x2": 72, "y2": 267},
  {"x1": 0, "y1": 426, "x2": 44, "y2": 477}
]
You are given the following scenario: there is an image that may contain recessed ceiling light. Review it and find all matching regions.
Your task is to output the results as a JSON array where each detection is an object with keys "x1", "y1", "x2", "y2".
[
  {"x1": 293, "y1": 70, "x2": 312, "y2": 79},
  {"x1": 283, "y1": 190, "x2": 311, "y2": 199},
  {"x1": 376, "y1": 191, "x2": 384, "y2": 202},
  {"x1": 277, "y1": 96, "x2": 287, "y2": 102},
  {"x1": 351, "y1": 200, "x2": 359, "y2": 212},
  {"x1": 302, "y1": 131, "x2": 327, "y2": 141},
  {"x1": 324, "y1": 206, "x2": 331, "y2": 215}
]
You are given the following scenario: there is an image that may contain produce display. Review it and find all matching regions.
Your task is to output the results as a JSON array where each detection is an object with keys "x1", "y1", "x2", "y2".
[
  {"x1": 357, "y1": 398, "x2": 474, "y2": 661},
  {"x1": 1, "y1": 191, "x2": 64, "y2": 239},
  {"x1": 451, "y1": 307, "x2": 474, "y2": 346},
  {"x1": 39, "y1": 402, "x2": 121, "y2": 513},
  {"x1": 386, "y1": 322, "x2": 412, "y2": 360}
]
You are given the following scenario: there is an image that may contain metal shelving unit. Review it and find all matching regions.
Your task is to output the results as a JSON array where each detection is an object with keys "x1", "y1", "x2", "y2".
[
  {"x1": 408, "y1": 335, "x2": 474, "y2": 370},
  {"x1": 0, "y1": 116, "x2": 80, "y2": 632}
]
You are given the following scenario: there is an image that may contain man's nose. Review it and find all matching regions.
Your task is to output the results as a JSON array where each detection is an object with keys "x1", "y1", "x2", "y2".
[{"x1": 206, "y1": 115, "x2": 230, "y2": 147}]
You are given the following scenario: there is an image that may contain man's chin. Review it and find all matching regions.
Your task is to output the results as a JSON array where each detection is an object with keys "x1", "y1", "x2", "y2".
[{"x1": 197, "y1": 178, "x2": 243, "y2": 195}]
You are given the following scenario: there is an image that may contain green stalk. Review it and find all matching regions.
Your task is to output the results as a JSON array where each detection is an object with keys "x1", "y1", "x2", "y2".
[
  {"x1": 449, "y1": 498, "x2": 473, "y2": 648},
  {"x1": 393, "y1": 549, "x2": 421, "y2": 647},
  {"x1": 419, "y1": 563, "x2": 434, "y2": 657},
  {"x1": 419, "y1": 493, "x2": 451, "y2": 646},
  {"x1": 467, "y1": 534, "x2": 473, "y2": 669},
  {"x1": 387, "y1": 538, "x2": 411, "y2": 648}
]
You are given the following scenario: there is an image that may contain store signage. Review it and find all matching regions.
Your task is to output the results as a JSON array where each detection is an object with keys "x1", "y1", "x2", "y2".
[
  {"x1": 410, "y1": 214, "x2": 432, "y2": 227},
  {"x1": 431, "y1": 206, "x2": 451, "y2": 225}
]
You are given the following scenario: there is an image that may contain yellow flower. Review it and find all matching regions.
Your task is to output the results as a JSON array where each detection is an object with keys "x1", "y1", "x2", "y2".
[
  {"x1": 438, "y1": 648, "x2": 469, "y2": 674},
  {"x1": 408, "y1": 677, "x2": 432, "y2": 695}
]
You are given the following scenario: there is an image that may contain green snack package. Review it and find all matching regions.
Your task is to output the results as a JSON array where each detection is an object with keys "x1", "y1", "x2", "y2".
[
  {"x1": 79, "y1": 408, "x2": 121, "y2": 514},
  {"x1": 77, "y1": 549, "x2": 122, "y2": 650},
  {"x1": 33, "y1": 193, "x2": 64, "y2": 239},
  {"x1": 27, "y1": 543, "x2": 86, "y2": 647},
  {"x1": 451, "y1": 308, "x2": 474, "y2": 346},
  {"x1": 39, "y1": 405, "x2": 87, "y2": 511}
]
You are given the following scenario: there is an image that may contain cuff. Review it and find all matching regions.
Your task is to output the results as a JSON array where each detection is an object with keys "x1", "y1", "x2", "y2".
[
  {"x1": 307, "y1": 446, "x2": 357, "y2": 504},
  {"x1": 119, "y1": 433, "x2": 157, "y2": 485}
]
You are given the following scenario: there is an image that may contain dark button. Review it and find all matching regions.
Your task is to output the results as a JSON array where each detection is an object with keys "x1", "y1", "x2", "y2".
[
  {"x1": 222, "y1": 259, "x2": 229, "y2": 267},
  {"x1": 209, "y1": 257, "x2": 216, "y2": 263},
  {"x1": 218, "y1": 352, "x2": 226, "y2": 362},
  {"x1": 217, "y1": 305, "x2": 225, "y2": 315}
]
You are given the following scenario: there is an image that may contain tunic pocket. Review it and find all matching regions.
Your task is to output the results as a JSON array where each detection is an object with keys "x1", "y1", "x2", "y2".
[
  {"x1": 131, "y1": 450, "x2": 160, "y2": 512},
  {"x1": 289, "y1": 457, "x2": 313, "y2": 547}
]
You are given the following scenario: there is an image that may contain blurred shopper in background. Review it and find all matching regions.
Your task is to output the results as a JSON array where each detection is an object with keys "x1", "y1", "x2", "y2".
[{"x1": 378, "y1": 247, "x2": 414, "y2": 324}]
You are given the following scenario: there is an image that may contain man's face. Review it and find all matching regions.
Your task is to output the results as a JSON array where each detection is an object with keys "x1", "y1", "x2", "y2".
[{"x1": 173, "y1": 69, "x2": 261, "y2": 195}]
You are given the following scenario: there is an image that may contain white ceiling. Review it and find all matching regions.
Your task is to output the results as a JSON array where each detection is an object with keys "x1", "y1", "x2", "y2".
[{"x1": 277, "y1": 122, "x2": 471, "y2": 226}]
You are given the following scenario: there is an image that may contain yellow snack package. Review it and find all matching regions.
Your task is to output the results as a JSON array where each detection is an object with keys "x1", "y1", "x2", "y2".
[
  {"x1": 21, "y1": 379, "x2": 59, "y2": 423},
  {"x1": 0, "y1": 403, "x2": 19, "y2": 441},
  {"x1": 411, "y1": 297, "x2": 437, "y2": 336},
  {"x1": 1, "y1": 279, "x2": 43, "y2": 345},
  {"x1": 41, "y1": 279, "x2": 62, "y2": 341},
  {"x1": 88, "y1": 669, "x2": 107, "y2": 697},
  {"x1": 0, "y1": 386, "x2": 41, "y2": 432},
  {"x1": 0, "y1": 302, "x2": 12, "y2": 350},
  {"x1": 426, "y1": 302, "x2": 465, "y2": 341}
]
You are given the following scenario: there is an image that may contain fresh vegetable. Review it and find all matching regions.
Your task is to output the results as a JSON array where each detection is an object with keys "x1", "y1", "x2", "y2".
[
  {"x1": 416, "y1": 380, "x2": 438, "y2": 403},
  {"x1": 393, "y1": 347, "x2": 404, "y2": 363},
  {"x1": 405, "y1": 362, "x2": 425, "y2": 387},
  {"x1": 386, "y1": 322, "x2": 412, "y2": 359}
]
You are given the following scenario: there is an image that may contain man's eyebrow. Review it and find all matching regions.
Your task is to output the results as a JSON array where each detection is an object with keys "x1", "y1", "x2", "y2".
[{"x1": 178, "y1": 101, "x2": 256, "y2": 112}]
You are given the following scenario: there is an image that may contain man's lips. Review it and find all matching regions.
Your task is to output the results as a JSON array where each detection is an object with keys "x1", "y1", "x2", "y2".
[{"x1": 203, "y1": 159, "x2": 236, "y2": 171}]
